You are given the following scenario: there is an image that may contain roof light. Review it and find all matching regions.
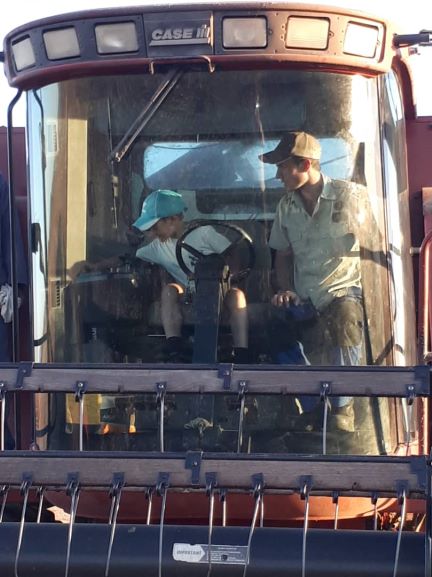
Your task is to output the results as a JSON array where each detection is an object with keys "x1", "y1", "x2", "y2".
[
  {"x1": 43, "y1": 28, "x2": 80, "y2": 60},
  {"x1": 223, "y1": 17, "x2": 267, "y2": 49},
  {"x1": 12, "y1": 37, "x2": 36, "y2": 71},
  {"x1": 286, "y1": 17, "x2": 330, "y2": 50},
  {"x1": 95, "y1": 22, "x2": 139, "y2": 54},
  {"x1": 344, "y1": 22, "x2": 379, "y2": 58}
]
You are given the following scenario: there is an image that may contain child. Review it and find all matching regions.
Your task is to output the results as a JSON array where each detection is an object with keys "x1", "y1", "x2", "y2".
[{"x1": 134, "y1": 189, "x2": 249, "y2": 363}]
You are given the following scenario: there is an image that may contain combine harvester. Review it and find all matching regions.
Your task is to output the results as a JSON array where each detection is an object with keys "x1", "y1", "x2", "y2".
[{"x1": 0, "y1": 2, "x2": 431, "y2": 575}]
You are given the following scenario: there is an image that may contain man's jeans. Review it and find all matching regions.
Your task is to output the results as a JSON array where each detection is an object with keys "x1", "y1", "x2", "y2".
[{"x1": 294, "y1": 288, "x2": 363, "y2": 412}]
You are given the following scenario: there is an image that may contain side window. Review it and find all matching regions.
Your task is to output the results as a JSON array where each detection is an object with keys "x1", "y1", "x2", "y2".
[
  {"x1": 380, "y1": 72, "x2": 413, "y2": 366},
  {"x1": 381, "y1": 72, "x2": 408, "y2": 195}
]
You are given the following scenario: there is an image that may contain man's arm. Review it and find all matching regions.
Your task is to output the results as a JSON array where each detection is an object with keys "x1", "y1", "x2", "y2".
[
  {"x1": 274, "y1": 249, "x2": 293, "y2": 291},
  {"x1": 271, "y1": 249, "x2": 301, "y2": 307},
  {"x1": 268, "y1": 199, "x2": 301, "y2": 307}
]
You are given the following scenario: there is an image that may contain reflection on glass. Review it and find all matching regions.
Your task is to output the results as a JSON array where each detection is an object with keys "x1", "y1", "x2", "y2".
[{"x1": 26, "y1": 69, "x2": 418, "y2": 455}]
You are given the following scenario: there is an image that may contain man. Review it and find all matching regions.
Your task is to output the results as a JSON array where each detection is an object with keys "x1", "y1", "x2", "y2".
[
  {"x1": 133, "y1": 189, "x2": 249, "y2": 363},
  {"x1": 261, "y1": 132, "x2": 366, "y2": 432}
]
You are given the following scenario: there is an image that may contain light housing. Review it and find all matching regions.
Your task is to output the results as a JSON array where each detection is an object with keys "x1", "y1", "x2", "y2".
[
  {"x1": 12, "y1": 37, "x2": 36, "y2": 71},
  {"x1": 343, "y1": 22, "x2": 379, "y2": 58},
  {"x1": 222, "y1": 17, "x2": 267, "y2": 49},
  {"x1": 285, "y1": 16, "x2": 330, "y2": 50},
  {"x1": 43, "y1": 28, "x2": 80, "y2": 60},
  {"x1": 95, "y1": 22, "x2": 139, "y2": 54}
]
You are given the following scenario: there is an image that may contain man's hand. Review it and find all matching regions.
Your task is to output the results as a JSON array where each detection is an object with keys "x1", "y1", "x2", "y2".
[{"x1": 271, "y1": 290, "x2": 301, "y2": 308}]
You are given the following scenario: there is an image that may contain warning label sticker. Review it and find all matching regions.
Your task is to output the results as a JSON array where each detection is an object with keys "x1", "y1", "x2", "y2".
[{"x1": 173, "y1": 543, "x2": 247, "y2": 565}]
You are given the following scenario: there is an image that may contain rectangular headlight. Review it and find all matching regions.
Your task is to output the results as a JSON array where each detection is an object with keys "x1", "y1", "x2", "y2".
[
  {"x1": 223, "y1": 17, "x2": 267, "y2": 49},
  {"x1": 12, "y1": 37, "x2": 36, "y2": 71},
  {"x1": 344, "y1": 22, "x2": 379, "y2": 58},
  {"x1": 44, "y1": 28, "x2": 80, "y2": 60},
  {"x1": 95, "y1": 22, "x2": 139, "y2": 54},
  {"x1": 286, "y1": 17, "x2": 330, "y2": 50}
]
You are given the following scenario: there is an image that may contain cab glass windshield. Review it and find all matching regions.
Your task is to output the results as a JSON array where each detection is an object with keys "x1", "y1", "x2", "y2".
[{"x1": 27, "y1": 68, "x2": 414, "y2": 454}]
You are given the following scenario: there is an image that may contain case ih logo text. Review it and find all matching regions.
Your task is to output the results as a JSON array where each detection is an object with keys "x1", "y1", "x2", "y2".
[{"x1": 150, "y1": 24, "x2": 211, "y2": 46}]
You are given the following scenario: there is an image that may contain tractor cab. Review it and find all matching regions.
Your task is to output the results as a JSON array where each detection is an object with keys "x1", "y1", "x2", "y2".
[
  {"x1": 0, "y1": 4, "x2": 431, "y2": 576},
  {"x1": 33, "y1": 70, "x2": 393, "y2": 369},
  {"x1": 23, "y1": 67, "x2": 408, "y2": 456}
]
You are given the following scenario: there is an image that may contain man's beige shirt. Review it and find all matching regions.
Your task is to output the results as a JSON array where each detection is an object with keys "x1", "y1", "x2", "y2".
[{"x1": 269, "y1": 175, "x2": 363, "y2": 311}]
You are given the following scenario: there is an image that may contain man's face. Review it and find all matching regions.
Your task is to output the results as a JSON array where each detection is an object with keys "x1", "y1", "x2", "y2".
[
  {"x1": 276, "y1": 157, "x2": 309, "y2": 191},
  {"x1": 152, "y1": 215, "x2": 182, "y2": 241}
]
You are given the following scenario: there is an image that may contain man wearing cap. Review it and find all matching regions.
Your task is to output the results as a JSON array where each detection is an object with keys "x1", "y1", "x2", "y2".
[
  {"x1": 261, "y1": 132, "x2": 366, "y2": 432},
  {"x1": 133, "y1": 189, "x2": 249, "y2": 363}
]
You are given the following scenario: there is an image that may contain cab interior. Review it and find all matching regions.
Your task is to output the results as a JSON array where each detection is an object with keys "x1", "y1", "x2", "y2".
[{"x1": 27, "y1": 70, "x2": 407, "y2": 455}]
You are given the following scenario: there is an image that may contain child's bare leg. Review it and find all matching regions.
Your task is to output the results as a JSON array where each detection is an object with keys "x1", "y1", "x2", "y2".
[
  {"x1": 225, "y1": 287, "x2": 248, "y2": 348},
  {"x1": 161, "y1": 283, "x2": 183, "y2": 338}
]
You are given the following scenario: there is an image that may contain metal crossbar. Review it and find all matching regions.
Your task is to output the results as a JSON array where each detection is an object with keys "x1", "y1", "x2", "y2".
[
  {"x1": 0, "y1": 452, "x2": 427, "y2": 497},
  {"x1": 0, "y1": 362, "x2": 429, "y2": 397},
  {"x1": 0, "y1": 524, "x2": 427, "y2": 577}
]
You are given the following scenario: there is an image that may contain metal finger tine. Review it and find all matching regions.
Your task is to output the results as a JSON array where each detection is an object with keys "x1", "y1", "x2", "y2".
[
  {"x1": 322, "y1": 401, "x2": 329, "y2": 455},
  {"x1": 243, "y1": 474, "x2": 264, "y2": 577},
  {"x1": 300, "y1": 477, "x2": 312, "y2": 577},
  {"x1": 74, "y1": 381, "x2": 87, "y2": 451},
  {"x1": 0, "y1": 382, "x2": 6, "y2": 451},
  {"x1": 105, "y1": 474, "x2": 125, "y2": 577},
  {"x1": 206, "y1": 473, "x2": 217, "y2": 577},
  {"x1": 65, "y1": 475, "x2": 80, "y2": 577},
  {"x1": 207, "y1": 490, "x2": 215, "y2": 574},
  {"x1": 14, "y1": 474, "x2": 32, "y2": 577},
  {"x1": 146, "y1": 487, "x2": 154, "y2": 525},
  {"x1": 320, "y1": 383, "x2": 331, "y2": 455},
  {"x1": 371, "y1": 493, "x2": 379, "y2": 530},
  {"x1": 237, "y1": 381, "x2": 247, "y2": 453},
  {"x1": 0, "y1": 485, "x2": 9, "y2": 522},
  {"x1": 157, "y1": 473, "x2": 170, "y2": 577},
  {"x1": 405, "y1": 403, "x2": 414, "y2": 456},
  {"x1": 392, "y1": 489, "x2": 407, "y2": 577},
  {"x1": 79, "y1": 396, "x2": 84, "y2": 450},
  {"x1": 107, "y1": 475, "x2": 123, "y2": 526},
  {"x1": 259, "y1": 494, "x2": 264, "y2": 528},
  {"x1": 404, "y1": 386, "x2": 415, "y2": 456},
  {"x1": 156, "y1": 383, "x2": 166, "y2": 453},
  {"x1": 332, "y1": 491, "x2": 339, "y2": 530},
  {"x1": 36, "y1": 486, "x2": 45, "y2": 524},
  {"x1": 220, "y1": 489, "x2": 227, "y2": 527},
  {"x1": 107, "y1": 495, "x2": 116, "y2": 527}
]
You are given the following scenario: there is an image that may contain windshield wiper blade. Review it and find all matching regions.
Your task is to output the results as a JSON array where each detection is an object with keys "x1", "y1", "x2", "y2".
[{"x1": 110, "y1": 67, "x2": 184, "y2": 163}]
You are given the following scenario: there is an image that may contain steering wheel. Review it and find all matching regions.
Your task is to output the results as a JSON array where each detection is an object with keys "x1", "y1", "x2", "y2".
[{"x1": 175, "y1": 221, "x2": 255, "y2": 283}]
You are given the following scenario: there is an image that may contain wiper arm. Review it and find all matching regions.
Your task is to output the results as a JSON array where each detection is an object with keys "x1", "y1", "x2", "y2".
[{"x1": 110, "y1": 67, "x2": 184, "y2": 163}]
